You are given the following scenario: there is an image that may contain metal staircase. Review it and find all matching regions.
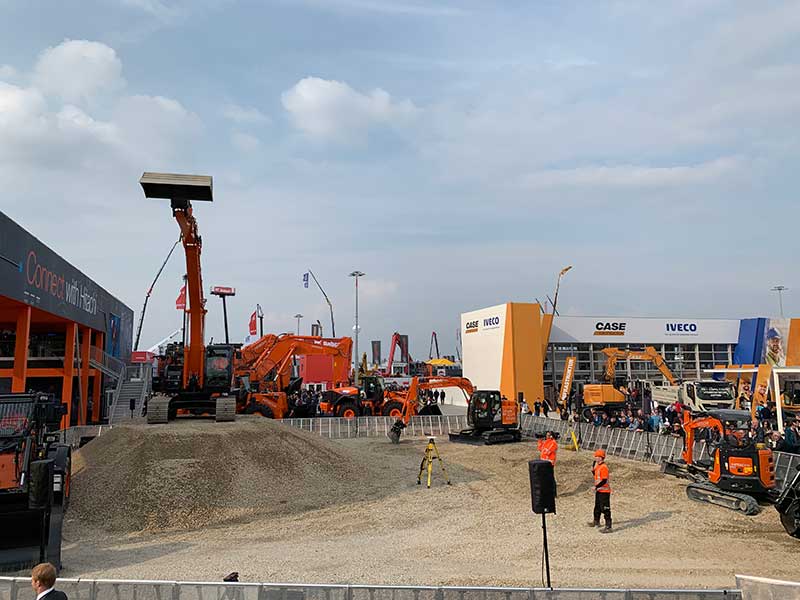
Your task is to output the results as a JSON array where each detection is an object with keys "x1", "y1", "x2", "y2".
[{"x1": 109, "y1": 366, "x2": 151, "y2": 424}]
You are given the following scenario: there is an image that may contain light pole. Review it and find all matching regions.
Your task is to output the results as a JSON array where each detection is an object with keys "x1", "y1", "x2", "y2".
[
  {"x1": 349, "y1": 271, "x2": 365, "y2": 385},
  {"x1": 294, "y1": 313, "x2": 303, "y2": 335},
  {"x1": 771, "y1": 286, "x2": 788, "y2": 318},
  {"x1": 551, "y1": 265, "x2": 572, "y2": 315}
]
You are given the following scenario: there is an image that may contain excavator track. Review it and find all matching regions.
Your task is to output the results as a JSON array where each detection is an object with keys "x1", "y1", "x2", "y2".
[
  {"x1": 215, "y1": 397, "x2": 236, "y2": 422},
  {"x1": 686, "y1": 482, "x2": 761, "y2": 515},
  {"x1": 146, "y1": 396, "x2": 170, "y2": 424}
]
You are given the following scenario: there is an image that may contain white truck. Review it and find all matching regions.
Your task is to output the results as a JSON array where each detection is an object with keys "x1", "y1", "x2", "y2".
[{"x1": 646, "y1": 379, "x2": 736, "y2": 412}]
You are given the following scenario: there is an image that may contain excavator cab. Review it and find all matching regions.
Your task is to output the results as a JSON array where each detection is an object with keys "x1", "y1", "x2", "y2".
[
  {"x1": 449, "y1": 390, "x2": 522, "y2": 445},
  {"x1": 204, "y1": 344, "x2": 236, "y2": 392}
]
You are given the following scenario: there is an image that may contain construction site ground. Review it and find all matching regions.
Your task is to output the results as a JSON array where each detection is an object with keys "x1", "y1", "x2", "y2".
[{"x1": 60, "y1": 418, "x2": 800, "y2": 589}]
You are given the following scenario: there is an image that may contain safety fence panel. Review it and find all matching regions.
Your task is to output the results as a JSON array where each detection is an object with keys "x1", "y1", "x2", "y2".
[
  {"x1": 0, "y1": 579, "x2": 742, "y2": 600},
  {"x1": 735, "y1": 574, "x2": 800, "y2": 600},
  {"x1": 280, "y1": 416, "x2": 469, "y2": 440},
  {"x1": 521, "y1": 416, "x2": 800, "y2": 492}
]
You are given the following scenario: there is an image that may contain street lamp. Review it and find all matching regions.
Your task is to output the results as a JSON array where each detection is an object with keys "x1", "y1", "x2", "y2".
[
  {"x1": 771, "y1": 286, "x2": 788, "y2": 318},
  {"x1": 349, "y1": 271, "x2": 365, "y2": 385},
  {"x1": 294, "y1": 313, "x2": 303, "y2": 335},
  {"x1": 551, "y1": 265, "x2": 572, "y2": 315}
]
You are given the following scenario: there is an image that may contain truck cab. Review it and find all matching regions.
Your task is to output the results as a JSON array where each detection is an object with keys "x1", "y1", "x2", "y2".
[{"x1": 649, "y1": 379, "x2": 735, "y2": 412}]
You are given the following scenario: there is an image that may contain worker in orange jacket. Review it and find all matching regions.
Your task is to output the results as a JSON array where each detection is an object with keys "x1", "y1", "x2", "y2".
[
  {"x1": 589, "y1": 449, "x2": 612, "y2": 532},
  {"x1": 537, "y1": 431, "x2": 558, "y2": 466}
]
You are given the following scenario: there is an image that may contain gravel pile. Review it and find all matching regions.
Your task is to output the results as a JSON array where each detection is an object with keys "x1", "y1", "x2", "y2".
[{"x1": 69, "y1": 417, "x2": 409, "y2": 533}]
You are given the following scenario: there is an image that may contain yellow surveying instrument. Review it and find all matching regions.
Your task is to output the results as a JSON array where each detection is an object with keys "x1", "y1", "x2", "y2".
[{"x1": 417, "y1": 436, "x2": 451, "y2": 488}]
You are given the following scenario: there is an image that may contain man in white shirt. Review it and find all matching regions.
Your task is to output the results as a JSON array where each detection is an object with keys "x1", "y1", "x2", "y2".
[{"x1": 31, "y1": 563, "x2": 67, "y2": 600}]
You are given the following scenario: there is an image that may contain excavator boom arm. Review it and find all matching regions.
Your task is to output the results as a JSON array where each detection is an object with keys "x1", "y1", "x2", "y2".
[{"x1": 174, "y1": 206, "x2": 207, "y2": 389}]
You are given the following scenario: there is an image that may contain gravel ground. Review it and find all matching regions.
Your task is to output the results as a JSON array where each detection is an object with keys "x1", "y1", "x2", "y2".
[{"x1": 55, "y1": 419, "x2": 800, "y2": 589}]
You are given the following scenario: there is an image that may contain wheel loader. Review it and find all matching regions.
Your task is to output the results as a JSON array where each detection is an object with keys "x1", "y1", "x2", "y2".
[{"x1": 0, "y1": 393, "x2": 71, "y2": 570}]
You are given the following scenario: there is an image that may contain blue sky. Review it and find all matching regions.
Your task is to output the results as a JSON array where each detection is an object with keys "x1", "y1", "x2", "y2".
[{"x1": 1, "y1": 0, "x2": 798, "y2": 357}]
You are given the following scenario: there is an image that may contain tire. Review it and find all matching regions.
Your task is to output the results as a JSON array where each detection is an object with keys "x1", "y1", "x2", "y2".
[
  {"x1": 336, "y1": 401, "x2": 359, "y2": 419},
  {"x1": 382, "y1": 401, "x2": 404, "y2": 418},
  {"x1": 780, "y1": 500, "x2": 800, "y2": 539},
  {"x1": 256, "y1": 405, "x2": 275, "y2": 419}
]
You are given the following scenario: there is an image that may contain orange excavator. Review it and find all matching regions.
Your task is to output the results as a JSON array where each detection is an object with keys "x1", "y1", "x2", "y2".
[
  {"x1": 141, "y1": 173, "x2": 238, "y2": 424},
  {"x1": 386, "y1": 376, "x2": 474, "y2": 443},
  {"x1": 235, "y1": 334, "x2": 352, "y2": 419},
  {"x1": 581, "y1": 346, "x2": 676, "y2": 418},
  {"x1": 661, "y1": 409, "x2": 775, "y2": 515}
]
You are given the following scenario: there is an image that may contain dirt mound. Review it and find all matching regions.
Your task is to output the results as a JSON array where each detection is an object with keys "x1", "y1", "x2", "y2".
[{"x1": 69, "y1": 417, "x2": 399, "y2": 533}]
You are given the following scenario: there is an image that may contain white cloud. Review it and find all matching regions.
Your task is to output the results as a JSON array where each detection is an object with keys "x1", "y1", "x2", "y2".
[
  {"x1": 0, "y1": 65, "x2": 16, "y2": 79},
  {"x1": 222, "y1": 103, "x2": 270, "y2": 124},
  {"x1": 520, "y1": 157, "x2": 741, "y2": 190},
  {"x1": 33, "y1": 40, "x2": 125, "y2": 104},
  {"x1": 231, "y1": 131, "x2": 261, "y2": 152},
  {"x1": 282, "y1": 77, "x2": 417, "y2": 141}
]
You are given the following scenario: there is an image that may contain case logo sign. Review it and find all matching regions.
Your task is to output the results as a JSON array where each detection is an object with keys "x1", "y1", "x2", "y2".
[
  {"x1": 465, "y1": 320, "x2": 479, "y2": 334},
  {"x1": 594, "y1": 321, "x2": 626, "y2": 336},
  {"x1": 666, "y1": 322, "x2": 698, "y2": 335}
]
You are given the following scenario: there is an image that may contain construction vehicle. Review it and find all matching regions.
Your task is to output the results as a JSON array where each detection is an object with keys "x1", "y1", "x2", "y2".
[
  {"x1": 648, "y1": 379, "x2": 736, "y2": 412},
  {"x1": 0, "y1": 393, "x2": 70, "y2": 570},
  {"x1": 140, "y1": 173, "x2": 238, "y2": 424},
  {"x1": 387, "y1": 376, "x2": 474, "y2": 443},
  {"x1": 661, "y1": 409, "x2": 775, "y2": 515},
  {"x1": 235, "y1": 334, "x2": 352, "y2": 418},
  {"x1": 449, "y1": 390, "x2": 522, "y2": 445},
  {"x1": 776, "y1": 463, "x2": 800, "y2": 539},
  {"x1": 382, "y1": 332, "x2": 410, "y2": 377},
  {"x1": 319, "y1": 374, "x2": 389, "y2": 418}
]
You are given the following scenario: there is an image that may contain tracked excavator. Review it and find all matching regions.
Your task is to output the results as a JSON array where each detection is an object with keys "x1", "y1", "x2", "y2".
[
  {"x1": 581, "y1": 346, "x2": 676, "y2": 418},
  {"x1": 235, "y1": 334, "x2": 352, "y2": 418},
  {"x1": 0, "y1": 393, "x2": 71, "y2": 570},
  {"x1": 386, "y1": 376, "x2": 474, "y2": 443},
  {"x1": 661, "y1": 409, "x2": 776, "y2": 515},
  {"x1": 449, "y1": 390, "x2": 522, "y2": 445},
  {"x1": 140, "y1": 173, "x2": 237, "y2": 424}
]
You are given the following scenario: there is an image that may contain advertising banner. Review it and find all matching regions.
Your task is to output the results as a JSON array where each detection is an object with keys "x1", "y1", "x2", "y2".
[
  {"x1": 559, "y1": 356, "x2": 576, "y2": 406},
  {"x1": 763, "y1": 318, "x2": 800, "y2": 367},
  {"x1": 550, "y1": 316, "x2": 740, "y2": 344}
]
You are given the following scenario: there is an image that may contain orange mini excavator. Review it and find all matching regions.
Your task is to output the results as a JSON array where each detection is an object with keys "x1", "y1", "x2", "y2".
[
  {"x1": 661, "y1": 409, "x2": 775, "y2": 515},
  {"x1": 386, "y1": 376, "x2": 474, "y2": 443}
]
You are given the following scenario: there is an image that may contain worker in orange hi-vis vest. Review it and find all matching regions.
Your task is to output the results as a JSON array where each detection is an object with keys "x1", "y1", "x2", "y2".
[
  {"x1": 589, "y1": 449, "x2": 612, "y2": 533},
  {"x1": 537, "y1": 431, "x2": 558, "y2": 466}
]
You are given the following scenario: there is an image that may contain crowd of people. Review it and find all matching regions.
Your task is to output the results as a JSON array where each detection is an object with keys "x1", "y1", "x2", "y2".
[{"x1": 562, "y1": 399, "x2": 800, "y2": 454}]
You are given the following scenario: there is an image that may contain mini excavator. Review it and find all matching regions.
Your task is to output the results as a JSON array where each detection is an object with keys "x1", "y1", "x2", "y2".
[
  {"x1": 387, "y1": 376, "x2": 473, "y2": 443},
  {"x1": 449, "y1": 390, "x2": 522, "y2": 445},
  {"x1": 661, "y1": 409, "x2": 775, "y2": 515}
]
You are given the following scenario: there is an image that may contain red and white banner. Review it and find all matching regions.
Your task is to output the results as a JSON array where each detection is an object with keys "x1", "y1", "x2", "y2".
[
  {"x1": 176, "y1": 284, "x2": 186, "y2": 310},
  {"x1": 249, "y1": 310, "x2": 257, "y2": 336}
]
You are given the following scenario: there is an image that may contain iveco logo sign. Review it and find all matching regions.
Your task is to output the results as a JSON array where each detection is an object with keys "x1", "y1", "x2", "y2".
[
  {"x1": 483, "y1": 316, "x2": 500, "y2": 328},
  {"x1": 666, "y1": 322, "x2": 698, "y2": 335},
  {"x1": 594, "y1": 322, "x2": 626, "y2": 336}
]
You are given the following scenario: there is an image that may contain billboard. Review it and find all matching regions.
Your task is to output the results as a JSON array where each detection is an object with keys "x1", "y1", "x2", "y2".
[
  {"x1": 550, "y1": 316, "x2": 741, "y2": 344},
  {"x1": 0, "y1": 211, "x2": 134, "y2": 359},
  {"x1": 762, "y1": 318, "x2": 800, "y2": 367}
]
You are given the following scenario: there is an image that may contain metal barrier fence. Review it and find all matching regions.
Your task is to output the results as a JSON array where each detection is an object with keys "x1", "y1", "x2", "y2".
[
  {"x1": 519, "y1": 415, "x2": 800, "y2": 492},
  {"x1": 280, "y1": 415, "x2": 470, "y2": 439},
  {"x1": 0, "y1": 577, "x2": 742, "y2": 600}
]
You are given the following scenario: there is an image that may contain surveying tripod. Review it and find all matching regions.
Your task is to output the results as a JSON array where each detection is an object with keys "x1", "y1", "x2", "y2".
[{"x1": 417, "y1": 437, "x2": 452, "y2": 488}]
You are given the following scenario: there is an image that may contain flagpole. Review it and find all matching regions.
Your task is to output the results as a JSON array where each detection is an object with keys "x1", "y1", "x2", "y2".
[{"x1": 307, "y1": 270, "x2": 336, "y2": 337}]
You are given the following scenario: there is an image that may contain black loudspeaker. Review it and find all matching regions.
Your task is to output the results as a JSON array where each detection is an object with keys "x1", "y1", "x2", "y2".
[
  {"x1": 29, "y1": 459, "x2": 54, "y2": 510},
  {"x1": 528, "y1": 459, "x2": 556, "y2": 514}
]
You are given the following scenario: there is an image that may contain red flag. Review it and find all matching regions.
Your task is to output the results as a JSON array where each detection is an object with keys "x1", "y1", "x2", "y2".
[
  {"x1": 175, "y1": 284, "x2": 187, "y2": 310},
  {"x1": 249, "y1": 310, "x2": 257, "y2": 335}
]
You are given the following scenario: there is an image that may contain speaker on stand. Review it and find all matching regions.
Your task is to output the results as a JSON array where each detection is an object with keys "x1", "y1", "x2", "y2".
[{"x1": 528, "y1": 459, "x2": 556, "y2": 588}]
